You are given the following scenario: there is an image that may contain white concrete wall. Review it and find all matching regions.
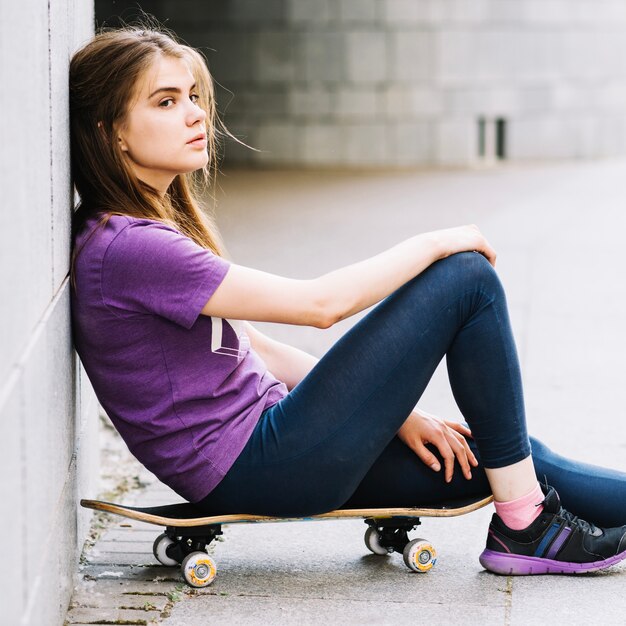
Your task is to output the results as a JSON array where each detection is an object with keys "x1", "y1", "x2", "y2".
[
  {"x1": 100, "y1": 0, "x2": 626, "y2": 167},
  {"x1": 0, "y1": 2, "x2": 97, "y2": 624}
]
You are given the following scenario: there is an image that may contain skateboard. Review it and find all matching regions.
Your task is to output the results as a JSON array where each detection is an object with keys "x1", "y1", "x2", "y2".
[{"x1": 81, "y1": 494, "x2": 493, "y2": 588}]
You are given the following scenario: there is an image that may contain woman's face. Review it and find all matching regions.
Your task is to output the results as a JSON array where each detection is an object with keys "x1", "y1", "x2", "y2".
[{"x1": 116, "y1": 55, "x2": 209, "y2": 194}]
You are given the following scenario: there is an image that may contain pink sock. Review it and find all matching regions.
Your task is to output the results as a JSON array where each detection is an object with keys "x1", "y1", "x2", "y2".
[{"x1": 494, "y1": 483, "x2": 545, "y2": 530}]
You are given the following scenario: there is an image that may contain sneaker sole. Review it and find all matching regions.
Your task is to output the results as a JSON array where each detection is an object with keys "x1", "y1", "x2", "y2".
[{"x1": 479, "y1": 548, "x2": 626, "y2": 575}]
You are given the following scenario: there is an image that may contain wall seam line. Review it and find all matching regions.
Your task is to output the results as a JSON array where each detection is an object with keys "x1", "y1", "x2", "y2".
[
  {"x1": 0, "y1": 276, "x2": 71, "y2": 414},
  {"x1": 48, "y1": 0, "x2": 55, "y2": 296}
]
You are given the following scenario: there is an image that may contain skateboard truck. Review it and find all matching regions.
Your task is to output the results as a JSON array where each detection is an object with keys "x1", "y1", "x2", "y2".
[
  {"x1": 161, "y1": 523, "x2": 223, "y2": 566},
  {"x1": 363, "y1": 517, "x2": 437, "y2": 572},
  {"x1": 151, "y1": 524, "x2": 223, "y2": 587}
]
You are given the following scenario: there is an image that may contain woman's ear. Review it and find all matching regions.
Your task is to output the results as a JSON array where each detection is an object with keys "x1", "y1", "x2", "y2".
[{"x1": 99, "y1": 120, "x2": 128, "y2": 151}]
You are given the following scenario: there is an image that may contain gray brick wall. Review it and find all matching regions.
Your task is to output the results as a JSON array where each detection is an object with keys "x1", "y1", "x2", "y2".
[
  {"x1": 96, "y1": 0, "x2": 626, "y2": 167},
  {"x1": 0, "y1": 2, "x2": 97, "y2": 624}
]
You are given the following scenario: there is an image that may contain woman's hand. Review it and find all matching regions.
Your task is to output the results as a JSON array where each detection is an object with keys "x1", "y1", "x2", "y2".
[
  {"x1": 430, "y1": 224, "x2": 497, "y2": 267},
  {"x1": 397, "y1": 408, "x2": 479, "y2": 483}
]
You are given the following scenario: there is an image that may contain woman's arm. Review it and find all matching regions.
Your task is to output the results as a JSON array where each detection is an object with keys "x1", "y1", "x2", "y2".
[
  {"x1": 202, "y1": 225, "x2": 496, "y2": 328},
  {"x1": 244, "y1": 322, "x2": 318, "y2": 390}
]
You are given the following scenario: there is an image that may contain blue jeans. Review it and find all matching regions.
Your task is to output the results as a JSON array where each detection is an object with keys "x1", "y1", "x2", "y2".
[{"x1": 197, "y1": 253, "x2": 626, "y2": 528}]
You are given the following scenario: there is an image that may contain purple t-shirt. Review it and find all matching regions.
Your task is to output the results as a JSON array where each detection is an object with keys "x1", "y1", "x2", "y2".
[{"x1": 71, "y1": 214, "x2": 288, "y2": 502}]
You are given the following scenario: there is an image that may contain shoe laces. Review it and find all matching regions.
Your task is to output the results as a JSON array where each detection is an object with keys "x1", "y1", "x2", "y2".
[
  {"x1": 537, "y1": 481, "x2": 600, "y2": 535},
  {"x1": 555, "y1": 506, "x2": 598, "y2": 534}
]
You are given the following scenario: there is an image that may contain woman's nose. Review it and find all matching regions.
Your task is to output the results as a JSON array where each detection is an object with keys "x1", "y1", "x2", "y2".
[{"x1": 187, "y1": 101, "x2": 207, "y2": 125}]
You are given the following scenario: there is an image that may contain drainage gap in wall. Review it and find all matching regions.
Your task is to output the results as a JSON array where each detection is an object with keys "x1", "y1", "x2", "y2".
[
  {"x1": 496, "y1": 118, "x2": 507, "y2": 159},
  {"x1": 477, "y1": 117, "x2": 487, "y2": 158},
  {"x1": 477, "y1": 117, "x2": 508, "y2": 162}
]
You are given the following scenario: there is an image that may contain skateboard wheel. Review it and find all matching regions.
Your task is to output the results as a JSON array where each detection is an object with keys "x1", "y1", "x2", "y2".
[
  {"x1": 403, "y1": 538, "x2": 437, "y2": 573},
  {"x1": 364, "y1": 527, "x2": 391, "y2": 555},
  {"x1": 181, "y1": 552, "x2": 217, "y2": 588},
  {"x1": 152, "y1": 533, "x2": 179, "y2": 567}
]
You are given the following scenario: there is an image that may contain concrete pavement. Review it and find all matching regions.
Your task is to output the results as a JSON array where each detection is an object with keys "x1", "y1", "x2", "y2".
[{"x1": 66, "y1": 160, "x2": 626, "y2": 625}]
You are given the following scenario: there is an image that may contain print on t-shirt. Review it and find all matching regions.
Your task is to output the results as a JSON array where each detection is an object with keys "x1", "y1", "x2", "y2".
[{"x1": 211, "y1": 317, "x2": 249, "y2": 361}]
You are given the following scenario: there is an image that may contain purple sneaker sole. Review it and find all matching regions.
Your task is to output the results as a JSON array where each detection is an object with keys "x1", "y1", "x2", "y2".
[{"x1": 479, "y1": 548, "x2": 626, "y2": 575}]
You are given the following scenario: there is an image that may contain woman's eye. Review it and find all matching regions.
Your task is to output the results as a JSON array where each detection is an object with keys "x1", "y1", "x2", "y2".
[
  {"x1": 159, "y1": 98, "x2": 174, "y2": 108},
  {"x1": 190, "y1": 94, "x2": 200, "y2": 103}
]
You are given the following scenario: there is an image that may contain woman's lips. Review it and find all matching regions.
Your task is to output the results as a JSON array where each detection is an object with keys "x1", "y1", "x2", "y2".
[{"x1": 187, "y1": 137, "x2": 207, "y2": 147}]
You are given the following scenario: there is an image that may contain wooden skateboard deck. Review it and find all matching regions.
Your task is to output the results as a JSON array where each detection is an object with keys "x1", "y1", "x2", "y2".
[
  {"x1": 81, "y1": 494, "x2": 493, "y2": 526},
  {"x1": 81, "y1": 494, "x2": 493, "y2": 587}
]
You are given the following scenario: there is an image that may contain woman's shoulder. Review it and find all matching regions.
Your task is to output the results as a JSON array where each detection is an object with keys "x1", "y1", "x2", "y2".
[
  {"x1": 75, "y1": 213, "x2": 180, "y2": 249},
  {"x1": 102, "y1": 215, "x2": 215, "y2": 274},
  {"x1": 103, "y1": 213, "x2": 177, "y2": 234},
  {"x1": 107, "y1": 216, "x2": 191, "y2": 254},
  {"x1": 108, "y1": 215, "x2": 194, "y2": 249},
  {"x1": 74, "y1": 211, "x2": 218, "y2": 284}
]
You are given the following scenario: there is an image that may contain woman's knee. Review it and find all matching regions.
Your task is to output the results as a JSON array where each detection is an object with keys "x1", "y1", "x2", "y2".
[
  {"x1": 440, "y1": 250, "x2": 495, "y2": 277},
  {"x1": 437, "y1": 251, "x2": 504, "y2": 297},
  {"x1": 396, "y1": 251, "x2": 505, "y2": 319}
]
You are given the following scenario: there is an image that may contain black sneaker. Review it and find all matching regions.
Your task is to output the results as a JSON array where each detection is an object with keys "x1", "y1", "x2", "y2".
[{"x1": 479, "y1": 484, "x2": 626, "y2": 575}]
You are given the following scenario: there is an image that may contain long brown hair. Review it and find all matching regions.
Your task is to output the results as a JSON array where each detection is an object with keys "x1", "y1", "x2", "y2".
[{"x1": 69, "y1": 25, "x2": 226, "y2": 263}]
